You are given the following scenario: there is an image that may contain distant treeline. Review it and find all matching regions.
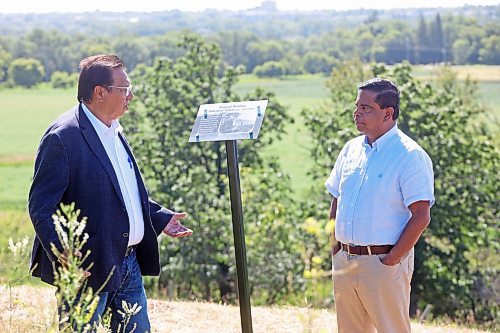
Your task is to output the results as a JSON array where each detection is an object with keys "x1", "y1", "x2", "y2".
[{"x1": 0, "y1": 5, "x2": 498, "y2": 87}]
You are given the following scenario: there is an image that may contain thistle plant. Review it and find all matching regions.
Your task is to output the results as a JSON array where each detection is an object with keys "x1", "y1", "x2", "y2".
[
  {"x1": 51, "y1": 203, "x2": 114, "y2": 332},
  {"x1": 6, "y1": 236, "x2": 31, "y2": 290},
  {"x1": 116, "y1": 301, "x2": 142, "y2": 333},
  {"x1": 2, "y1": 236, "x2": 33, "y2": 330}
]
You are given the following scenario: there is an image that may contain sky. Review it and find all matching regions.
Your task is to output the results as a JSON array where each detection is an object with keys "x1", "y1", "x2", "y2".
[{"x1": 0, "y1": 0, "x2": 498, "y2": 13}]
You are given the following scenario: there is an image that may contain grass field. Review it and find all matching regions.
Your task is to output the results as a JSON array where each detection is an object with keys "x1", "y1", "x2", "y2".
[
  {"x1": 234, "y1": 74, "x2": 329, "y2": 197},
  {"x1": 0, "y1": 66, "x2": 499, "y2": 212}
]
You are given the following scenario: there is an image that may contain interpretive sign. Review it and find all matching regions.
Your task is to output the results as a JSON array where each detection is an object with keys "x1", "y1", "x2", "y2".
[
  {"x1": 188, "y1": 100, "x2": 268, "y2": 333},
  {"x1": 188, "y1": 100, "x2": 268, "y2": 142}
]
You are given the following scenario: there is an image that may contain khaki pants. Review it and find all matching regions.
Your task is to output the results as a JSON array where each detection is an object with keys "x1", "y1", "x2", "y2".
[{"x1": 332, "y1": 247, "x2": 414, "y2": 333}]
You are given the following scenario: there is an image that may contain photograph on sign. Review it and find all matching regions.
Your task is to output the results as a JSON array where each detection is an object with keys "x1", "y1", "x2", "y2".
[{"x1": 188, "y1": 100, "x2": 268, "y2": 142}]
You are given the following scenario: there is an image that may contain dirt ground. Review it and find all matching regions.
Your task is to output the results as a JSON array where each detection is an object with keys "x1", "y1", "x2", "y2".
[{"x1": 0, "y1": 285, "x2": 492, "y2": 333}]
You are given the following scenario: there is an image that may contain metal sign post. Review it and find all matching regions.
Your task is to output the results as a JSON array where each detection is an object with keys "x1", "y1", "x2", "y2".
[
  {"x1": 226, "y1": 139, "x2": 252, "y2": 333},
  {"x1": 189, "y1": 100, "x2": 268, "y2": 333}
]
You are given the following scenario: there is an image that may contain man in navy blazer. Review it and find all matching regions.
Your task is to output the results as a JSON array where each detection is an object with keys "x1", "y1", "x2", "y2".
[{"x1": 29, "y1": 54, "x2": 192, "y2": 331}]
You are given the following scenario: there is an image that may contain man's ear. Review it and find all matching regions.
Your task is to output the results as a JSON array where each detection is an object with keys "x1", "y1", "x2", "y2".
[
  {"x1": 384, "y1": 107, "x2": 394, "y2": 121},
  {"x1": 94, "y1": 86, "x2": 106, "y2": 103}
]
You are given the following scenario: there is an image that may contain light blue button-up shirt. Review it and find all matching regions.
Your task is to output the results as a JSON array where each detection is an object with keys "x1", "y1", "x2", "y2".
[
  {"x1": 325, "y1": 124, "x2": 434, "y2": 246},
  {"x1": 82, "y1": 103, "x2": 144, "y2": 246}
]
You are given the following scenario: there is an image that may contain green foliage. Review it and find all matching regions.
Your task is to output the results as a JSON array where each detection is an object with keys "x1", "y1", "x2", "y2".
[
  {"x1": 296, "y1": 201, "x2": 336, "y2": 308},
  {"x1": 0, "y1": 45, "x2": 12, "y2": 82},
  {"x1": 246, "y1": 40, "x2": 286, "y2": 72},
  {"x1": 479, "y1": 35, "x2": 500, "y2": 65},
  {"x1": 241, "y1": 166, "x2": 305, "y2": 304},
  {"x1": 122, "y1": 34, "x2": 299, "y2": 303},
  {"x1": 253, "y1": 61, "x2": 287, "y2": 78},
  {"x1": 8, "y1": 58, "x2": 45, "y2": 88},
  {"x1": 51, "y1": 203, "x2": 143, "y2": 332},
  {"x1": 51, "y1": 203, "x2": 103, "y2": 332},
  {"x1": 303, "y1": 52, "x2": 334, "y2": 74},
  {"x1": 302, "y1": 61, "x2": 499, "y2": 325},
  {"x1": 112, "y1": 38, "x2": 149, "y2": 71},
  {"x1": 0, "y1": 236, "x2": 40, "y2": 330},
  {"x1": 3, "y1": 236, "x2": 31, "y2": 288},
  {"x1": 1, "y1": 8, "x2": 500, "y2": 82},
  {"x1": 25, "y1": 29, "x2": 76, "y2": 80},
  {"x1": 50, "y1": 71, "x2": 78, "y2": 89}
]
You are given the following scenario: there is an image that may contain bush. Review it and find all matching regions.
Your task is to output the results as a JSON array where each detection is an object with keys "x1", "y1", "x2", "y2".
[
  {"x1": 303, "y1": 52, "x2": 334, "y2": 74},
  {"x1": 253, "y1": 61, "x2": 287, "y2": 78},
  {"x1": 51, "y1": 71, "x2": 77, "y2": 89},
  {"x1": 8, "y1": 58, "x2": 45, "y2": 88}
]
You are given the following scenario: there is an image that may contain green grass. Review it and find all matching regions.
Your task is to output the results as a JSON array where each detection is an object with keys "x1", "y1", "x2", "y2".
[
  {"x1": 0, "y1": 86, "x2": 75, "y2": 211},
  {"x1": 234, "y1": 74, "x2": 329, "y2": 198},
  {"x1": 0, "y1": 86, "x2": 76, "y2": 159},
  {"x1": 476, "y1": 81, "x2": 500, "y2": 120},
  {"x1": 0, "y1": 164, "x2": 32, "y2": 211}
]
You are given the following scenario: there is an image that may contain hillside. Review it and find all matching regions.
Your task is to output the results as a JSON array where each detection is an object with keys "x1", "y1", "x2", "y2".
[{"x1": 1, "y1": 285, "x2": 492, "y2": 332}]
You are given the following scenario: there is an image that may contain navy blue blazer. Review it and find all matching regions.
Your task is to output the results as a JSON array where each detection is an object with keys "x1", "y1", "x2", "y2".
[{"x1": 29, "y1": 104, "x2": 173, "y2": 292}]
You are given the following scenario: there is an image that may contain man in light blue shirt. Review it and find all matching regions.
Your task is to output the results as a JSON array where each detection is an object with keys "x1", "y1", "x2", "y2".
[{"x1": 325, "y1": 78, "x2": 434, "y2": 333}]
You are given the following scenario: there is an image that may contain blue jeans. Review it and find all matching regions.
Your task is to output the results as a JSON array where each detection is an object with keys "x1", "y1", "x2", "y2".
[{"x1": 58, "y1": 251, "x2": 151, "y2": 332}]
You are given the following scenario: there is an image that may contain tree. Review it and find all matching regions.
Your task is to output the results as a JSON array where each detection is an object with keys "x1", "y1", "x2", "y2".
[
  {"x1": 452, "y1": 38, "x2": 474, "y2": 65},
  {"x1": 50, "y1": 71, "x2": 77, "y2": 89},
  {"x1": 429, "y1": 14, "x2": 445, "y2": 62},
  {"x1": 215, "y1": 30, "x2": 259, "y2": 69},
  {"x1": 479, "y1": 35, "x2": 500, "y2": 65},
  {"x1": 26, "y1": 29, "x2": 74, "y2": 80},
  {"x1": 0, "y1": 45, "x2": 12, "y2": 82},
  {"x1": 245, "y1": 40, "x2": 286, "y2": 72},
  {"x1": 122, "y1": 35, "x2": 303, "y2": 303},
  {"x1": 302, "y1": 61, "x2": 499, "y2": 324},
  {"x1": 112, "y1": 38, "x2": 150, "y2": 71},
  {"x1": 252, "y1": 61, "x2": 286, "y2": 78},
  {"x1": 8, "y1": 58, "x2": 45, "y2": 88},
  {"x1": 303, "y1": 52, "x2": 333, "y2": 74},
  {"x1": 416, "y1": 15, "x2": 429, "y2": 64}
]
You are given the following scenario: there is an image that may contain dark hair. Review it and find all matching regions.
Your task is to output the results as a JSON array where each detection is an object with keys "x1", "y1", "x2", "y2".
[
  {"x1": 77, "y1": 55, "x2": 125, "y2": 103},
  {"x1": 358, "y1": 78, "x2": 400, "y2": 120}
]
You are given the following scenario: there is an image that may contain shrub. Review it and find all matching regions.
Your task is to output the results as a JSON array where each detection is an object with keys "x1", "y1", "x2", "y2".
[
  {"x1": 51, "y1": 71, "x2": 77, "y2": 89},
  {"x1": 8, "y1": 58, "x2": 45, "y2": 88}
]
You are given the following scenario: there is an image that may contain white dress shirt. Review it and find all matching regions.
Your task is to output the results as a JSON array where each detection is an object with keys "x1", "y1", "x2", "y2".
[
  {"x1": 325, "y1": 124, "x2": 434, "y2": 246},
  {"x1": 82, "y1": 103, "x2": 144, "y2": 246}
]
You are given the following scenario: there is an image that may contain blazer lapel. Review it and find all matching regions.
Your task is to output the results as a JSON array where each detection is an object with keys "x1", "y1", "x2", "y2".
[{"x1": 76, "y1": 105, "x2": 126, "y2": 209}]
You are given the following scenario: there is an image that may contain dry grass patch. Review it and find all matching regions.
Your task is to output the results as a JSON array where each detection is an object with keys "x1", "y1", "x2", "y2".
[
  {"x1": 0, "y1": 285, "x2": 493, "y2": 333},
  {"x1": 413, "y1": 65, "x2": 500, "y2": 82}
]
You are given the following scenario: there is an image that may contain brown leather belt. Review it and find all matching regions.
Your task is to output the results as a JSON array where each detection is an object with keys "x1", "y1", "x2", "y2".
[{"x1": 341, "y1": 242, "x2": 393, "y2": 255}]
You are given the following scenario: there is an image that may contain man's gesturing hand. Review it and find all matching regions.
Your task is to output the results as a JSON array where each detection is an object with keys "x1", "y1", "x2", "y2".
[{"x1": 163, "y1": 212, "x2": 193, "y2": 238}]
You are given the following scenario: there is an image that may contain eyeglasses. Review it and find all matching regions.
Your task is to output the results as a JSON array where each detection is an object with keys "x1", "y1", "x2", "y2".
[{"x1": 105, "y1": 85, "x2": 133, "y2": 97}]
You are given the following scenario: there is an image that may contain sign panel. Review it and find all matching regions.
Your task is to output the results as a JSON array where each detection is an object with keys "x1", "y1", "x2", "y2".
[{"x1": 188, "y1": 100, "x2": 268, "y2": 142}]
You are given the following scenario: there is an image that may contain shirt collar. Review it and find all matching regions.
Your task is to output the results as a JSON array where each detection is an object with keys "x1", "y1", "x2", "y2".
[
  {"x1": 362, "y1": 124, "x2": 399, "y2": 151},
  {"x1": 81, "y1": 102, "x2": 123, "y2": 139}
]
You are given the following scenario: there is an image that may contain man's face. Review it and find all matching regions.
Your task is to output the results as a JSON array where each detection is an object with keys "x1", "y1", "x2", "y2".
[
  {"x1": 102, "y1": 68, "x2": 133, "y2": 121},
  {"x1": 353, "y1": 89, "x2": 390, "y2": 138}
]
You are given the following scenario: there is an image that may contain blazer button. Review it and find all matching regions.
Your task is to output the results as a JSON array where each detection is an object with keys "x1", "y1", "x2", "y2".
[{"x1": 122, "y1": 232, "x2": 129, "y2": 238}]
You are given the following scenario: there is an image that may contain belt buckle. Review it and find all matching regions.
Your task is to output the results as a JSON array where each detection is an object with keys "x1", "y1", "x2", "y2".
[{"x1": 348, "y1": 243, "x2": 356, "y2": 255}]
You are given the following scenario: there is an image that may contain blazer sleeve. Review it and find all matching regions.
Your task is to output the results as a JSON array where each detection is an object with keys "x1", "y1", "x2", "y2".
[
  {"x1": 148, "y1": 198, "x2": 174, "y2": 236},
  {"x1": 28, "y1": 131, "x2": 69, "y2": 262}
]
